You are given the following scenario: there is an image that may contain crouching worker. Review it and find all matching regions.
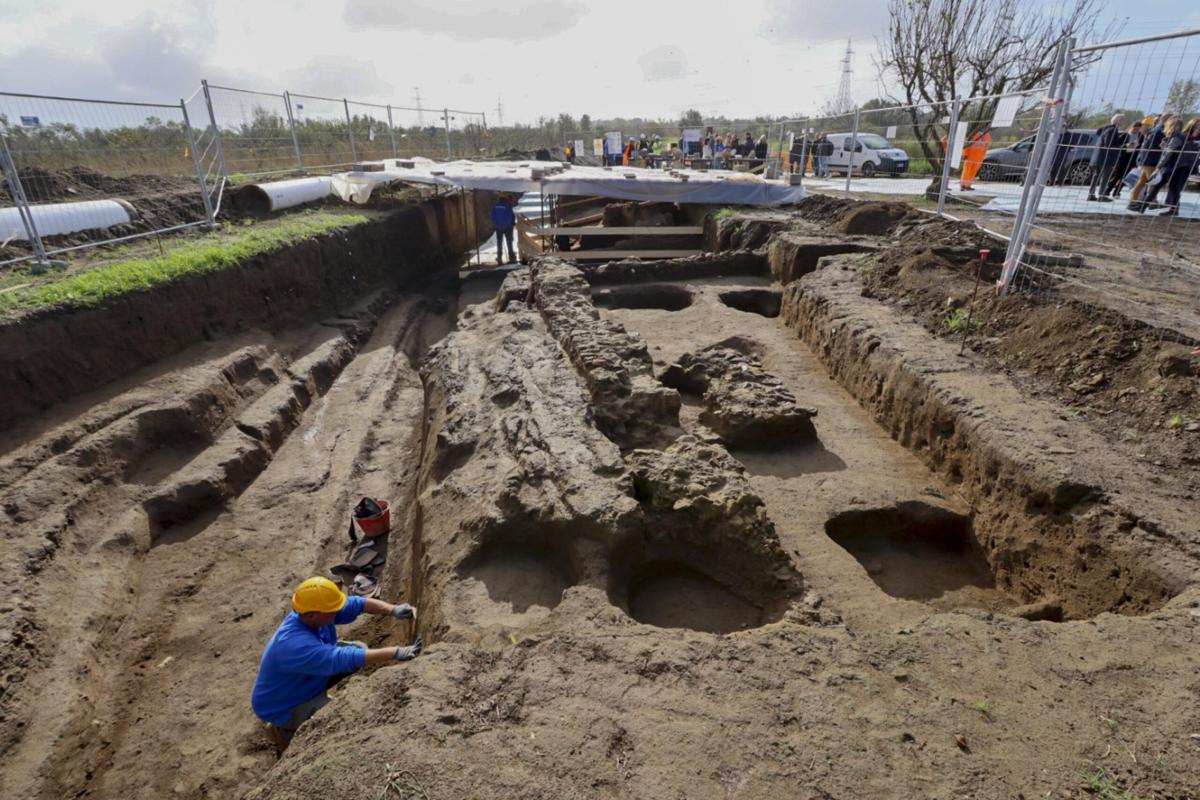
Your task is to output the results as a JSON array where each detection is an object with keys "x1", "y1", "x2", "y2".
[{"x1": 252, "y1": 576, "x2": 422, "y2": 753}]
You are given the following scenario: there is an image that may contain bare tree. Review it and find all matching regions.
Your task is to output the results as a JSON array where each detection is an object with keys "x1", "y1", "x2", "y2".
[
  {"x1": 1166, "y1": 79, "x2": 1200, "y2": 117},
  {"x1": 877, "y1": 0, "x2": 1114, "y2": 182}
]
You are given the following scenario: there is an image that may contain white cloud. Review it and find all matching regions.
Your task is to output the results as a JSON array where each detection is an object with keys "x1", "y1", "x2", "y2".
[
  {"x1": 343, "y1": 0, "x2": 587, "y2": 42},
  {"x1": 637, "y1": 45, "x2": 691, "y2": 83},
  {"x1": 283, "y1": 56, "x2": 393, "y2": 99}
]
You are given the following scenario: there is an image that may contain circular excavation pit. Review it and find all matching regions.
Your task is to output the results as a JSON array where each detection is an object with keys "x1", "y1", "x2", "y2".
[
  {"x1": 824, "y1": 502, "x2": 1005, "y2": 611},
  {"x1": 608, "y1": 534, "x2": 795, "y2": 635},
  {"x1": 591, "y1": 283, "x2": 695, "y2": 311},
  {"x1": 626, "y1": 561, "x2": 769, "y2": 634},
  {"x1": 717, "y1": 288, "x2": 782, "y2": 318},
  {"x1": 457, "y1": 538, "x2": 577, "y2": 616}
]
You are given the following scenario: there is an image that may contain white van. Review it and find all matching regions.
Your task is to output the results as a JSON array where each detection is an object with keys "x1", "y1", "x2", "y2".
[{"x1": 826, "y1": 132, "x2": 910, "y2": 177}]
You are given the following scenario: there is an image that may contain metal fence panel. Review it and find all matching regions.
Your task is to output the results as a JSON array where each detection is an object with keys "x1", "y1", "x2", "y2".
[
  {"x1": 0, "y1": 91, "x2": 213, "y2": 268},
  {"x1": 1002, "y1": 29, "x2": 1200, "y2": 337}
]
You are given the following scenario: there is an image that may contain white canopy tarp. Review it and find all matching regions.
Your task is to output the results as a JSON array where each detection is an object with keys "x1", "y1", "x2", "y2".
[{"x1": 329, "y1": 158, "x2": 805, "y2": 206}]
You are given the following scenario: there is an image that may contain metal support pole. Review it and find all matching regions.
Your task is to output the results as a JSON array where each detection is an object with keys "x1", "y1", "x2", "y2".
[
  {"x1": 459, "y1": 187, "x2": 469, "y2": 265},
  {"x1": 344, "y1": 99, "x2": 358, "y2": 163},
  {"x1": 937, "y1": 98, "x2": 962, "y2": 216},
  {"x1": 0, "y1": 134, "x2": 51, "y2": 272},
  {"x1": 800, "y1": 118, "x2": 810, "y2": 182},
  {"x1": 443, "y1": 108, "x2": 453, "y2": 159},
  {"x1": 181, "y1": 100, "x2": 217, "y2": 228},
  {"x1": 844, "y1": 107, "x2": 860, "y2": 193},
  {"x1": 283, "y1": 91, "x2": 305, "y2": 172},
  {"x1": 774, "y1": 120, "x2": 786, "y2": 179},
  {"x1": 386, "y1": 104, "x2": 398, "y2": 158},
  {"x1": 999, "y1": 39, "x2": 1071, "y2": 294},
  {"x1": 472, "y1": 189, "x2": 481, "y2": 264},
  {"x1": 200, "y1": 80, "x2": 228, "y2": 180},
  {"x1": 482, "y1": 112, "x2": 490, "y2": 157}
]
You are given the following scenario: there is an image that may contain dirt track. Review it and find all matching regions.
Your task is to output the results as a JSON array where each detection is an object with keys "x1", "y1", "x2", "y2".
[{"x1": 2, "y1": 196, "x2": 1199, "y2": 800}]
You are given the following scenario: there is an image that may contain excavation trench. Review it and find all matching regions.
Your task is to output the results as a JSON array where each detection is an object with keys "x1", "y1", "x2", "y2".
[
  {"x1": 4, "y1": 203, "x2": 1195, "y2": 800},
  {"x1": 0, "y1": 194, "x2": 489, "y2": 800}
]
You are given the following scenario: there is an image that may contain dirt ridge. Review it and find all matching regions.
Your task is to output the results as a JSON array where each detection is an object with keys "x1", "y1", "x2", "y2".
[{"x1": 781, "y1": 254, "x2": 1195, "y2": 618}]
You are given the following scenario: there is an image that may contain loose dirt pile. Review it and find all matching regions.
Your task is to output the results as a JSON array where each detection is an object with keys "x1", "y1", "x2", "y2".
[{"x1": 854, "y1": 208, "x2": 1200, "y2": 489}]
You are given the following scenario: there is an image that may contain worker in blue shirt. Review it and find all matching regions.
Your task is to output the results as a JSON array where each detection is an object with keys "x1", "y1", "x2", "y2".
[
  {"x1": 252, "y1": 576, "x2": 422, "y2": 752},
  {"x1": 491, "y1": 194, "x2": 517, "y2": 264}
]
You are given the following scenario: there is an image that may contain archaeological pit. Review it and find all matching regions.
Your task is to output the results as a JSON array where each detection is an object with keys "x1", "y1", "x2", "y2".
[{"x1": 2, "y1": 193, "x2": 1198, "y2": 800}]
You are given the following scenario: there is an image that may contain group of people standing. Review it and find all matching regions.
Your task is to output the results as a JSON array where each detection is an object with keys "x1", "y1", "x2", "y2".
[
  {"x1": 606, "y1": 129, "x2": 770, "y2": 169},
  {"x1": 788, "y1": 133, "x2": 834, "y2": 178},
  {"x1": 1087, "y1": 112, "x2": 1199, "y2": 215}
]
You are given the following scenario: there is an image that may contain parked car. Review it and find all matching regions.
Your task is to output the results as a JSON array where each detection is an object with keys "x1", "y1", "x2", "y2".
[
  {"x1": 825, "y1": 132, "x2": 910, "y2": 177},
  {"x1": 977, "y1": 129, "x2": 1098, "y2": 184}
]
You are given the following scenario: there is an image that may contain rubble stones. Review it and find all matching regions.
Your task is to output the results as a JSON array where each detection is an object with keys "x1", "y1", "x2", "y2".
[
  {"x1": 501, "y1": 260, "x2": 681, "y2": 448},
  {"x1": 660, "y1": 342, "x2": 817, "y2": 447}
]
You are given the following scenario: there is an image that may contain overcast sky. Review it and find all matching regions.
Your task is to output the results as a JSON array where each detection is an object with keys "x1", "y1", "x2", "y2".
[{"x1": 2, "y1": 0, "x2": 1199, "y2": 126}]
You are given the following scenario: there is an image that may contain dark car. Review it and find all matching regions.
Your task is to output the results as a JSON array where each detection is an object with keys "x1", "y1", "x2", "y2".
[{"x1": 978, "y1": 129, "x2": 1098, "y2": 184}]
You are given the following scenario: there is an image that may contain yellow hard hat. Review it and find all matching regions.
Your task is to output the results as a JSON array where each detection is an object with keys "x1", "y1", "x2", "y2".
[{"x1": 292, "y1": 576, "x2": 347, "y2": 613}]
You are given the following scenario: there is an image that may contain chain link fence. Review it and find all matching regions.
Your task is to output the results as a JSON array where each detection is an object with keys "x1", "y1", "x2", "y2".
[
  {"x1": 777, "y1": 88, "x2": 1046, "y2": 215},
  {"x1": 1, "y1": 91, "x2": 214, "y2": 269},
  {"x1": 1000, "y1": 29, "x2": 1200, "y2": 338},
  {"x1": 0, "y1": 81, "x2": 488, "y2": 270}
]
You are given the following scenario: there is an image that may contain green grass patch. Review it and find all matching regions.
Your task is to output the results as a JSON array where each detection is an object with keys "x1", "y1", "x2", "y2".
[
  {"x1": 943, "y1": 307, "x2": 980, "y2": 333},
  {"x1": 0, "y1": 211, "x2": 368, "y2": 317},
  {"x1": 1079, "y1": 768, "x2": 1147, "y2": 800}
]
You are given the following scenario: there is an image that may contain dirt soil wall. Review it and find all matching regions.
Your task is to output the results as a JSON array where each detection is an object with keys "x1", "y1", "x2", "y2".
[
  {"x1": 780, "y1": 255, "x2": 1197, "y2": 619},
  {"x1": 0, "y1": 191, "x2": 494, "y2": 429}
]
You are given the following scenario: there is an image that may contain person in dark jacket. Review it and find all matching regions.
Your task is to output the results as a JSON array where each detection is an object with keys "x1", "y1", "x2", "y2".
[
  {"x1": 752, "y1": 135, "x2": 769, "y2": 168},
  {"x1": 1106, "y1": 119, "x2": 1144, "y2": 198},
  {"x1": 1161, "y1": 119, "x2": 1200, "y2": 216},
  {"x1": 813, "y1": 133, "x2": 834, "y2": 177},
  {"x1": 740, "y1": 131, "x2": 754, "y2": 157},
  {"x1": 492, "y1": 194, "x2": 517, "y2": 263},
  {"x1": 1048, "y1": 122, "x2": 1072, "y2": 185},
  {"x1": 1138, "y1": 117, "x2": 1191, "y2": 213},
  {"x1": 789, "y1": 133, "x2": 809, "y2": 175},
  {"x1": 1128, "y1": 114, "x2": 1169, "y2": 209},
  {"x1": 1087, "y1": 114, "x2": 1127, "y2": 201}
]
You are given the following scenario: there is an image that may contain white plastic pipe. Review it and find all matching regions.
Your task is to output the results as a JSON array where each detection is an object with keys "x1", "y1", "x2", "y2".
[
  {"x1": 1, "y1": 199, "x2": 135, "y2": 240},
  {"x1": 243, "y1": 177, "x2": 333, "y2": 213}
]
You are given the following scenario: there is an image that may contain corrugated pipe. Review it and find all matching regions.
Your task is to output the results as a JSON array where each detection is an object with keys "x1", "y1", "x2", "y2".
[
  {"x1": 238, "y1": 176, "x2": 333, "y2": 215},
  {"x1": 1, "y1": 198, "x2": 136, "y2": 240}
]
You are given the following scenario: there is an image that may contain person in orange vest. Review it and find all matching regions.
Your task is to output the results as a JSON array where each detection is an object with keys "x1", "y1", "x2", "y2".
[
  {"x1": 622, "y1": 137, "x2": 635, "y2": 166},
  {"x1": 959, "y1": 128, "x2": 991, "y2": 190}
]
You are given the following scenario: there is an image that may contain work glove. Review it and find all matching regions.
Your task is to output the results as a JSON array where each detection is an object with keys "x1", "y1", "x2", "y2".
[
  {"x1": 390, "y1": 603, "x2": 416, "y2": 620},
  {"x1": 394, "y1": 638, "x2": 423, "y2": 662}
]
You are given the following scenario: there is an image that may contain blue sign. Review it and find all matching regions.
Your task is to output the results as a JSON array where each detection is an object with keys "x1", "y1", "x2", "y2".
[{"x1": 20, "y1": 115, "x2": 40, "y2": 127}]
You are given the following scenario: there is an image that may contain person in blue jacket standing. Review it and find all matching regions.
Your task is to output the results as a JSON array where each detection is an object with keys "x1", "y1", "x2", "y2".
[
  {"x1": 252, "y1": 576, "x2": 422, "y2": 752},
  {"x1": 492, "y1": 193, "x2": 517, "y2": 264}
]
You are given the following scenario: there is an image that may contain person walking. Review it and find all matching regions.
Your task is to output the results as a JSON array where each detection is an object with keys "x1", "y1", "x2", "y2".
[
  {"x1": 252, "y1": 577, "x2": 421, "y2": 753},
  {"x1": 1106, "y1": 119, "x2": 1144, "y2": 199},
  {"x1": 753, "y1": 135, "x2": 769, "y2": 169},
  {"x1": 1128, "y1": 114, "x2": 1168, "y2": 209},
  {"x1": 1160, "y1": 118, "x2": 1200, "y2": 216},
  {"x1": 1138, "y1": 117, "x2": 1188, "y2": 212},
  {"x1": 1087, "y1": 114, "x2": 1127, "y2": 202},
  {"x1": 959, "y1": 128, "x2": 991, "y2": 190},
  {"x1": 1048, "y1": 122, "x2": 1072, "y2": 185},
  {"x1": 492, "y1": 194, "x2": 517, "y2": 264},
  {"x1": 789, "y1": 133, "x2": 808, "y2": 175},
  {"x1": 814, "y1": 133, "x2": 833, "y2": 178}
]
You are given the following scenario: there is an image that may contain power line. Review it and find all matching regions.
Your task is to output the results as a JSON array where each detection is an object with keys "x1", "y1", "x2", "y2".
[{"x1": 833, "y1": 39, "x2": 855, "y2": 113}]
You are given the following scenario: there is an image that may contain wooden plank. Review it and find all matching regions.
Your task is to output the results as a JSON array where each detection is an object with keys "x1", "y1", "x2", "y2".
[
  {"x1": 549, "y1": 249, "x2": 700, "y2": 260},
  {"x1": 535, "y1": 226, "x2": 703, "y2": 236}
]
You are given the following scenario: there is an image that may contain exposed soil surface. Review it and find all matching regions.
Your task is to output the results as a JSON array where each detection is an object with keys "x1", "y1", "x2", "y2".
[
  {"x1": 2, "y1": 196, "x2": 1199, "y2": 800},
  {"x1": 852, "y1": 206, "x2": 1199, "y2": 495}
]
